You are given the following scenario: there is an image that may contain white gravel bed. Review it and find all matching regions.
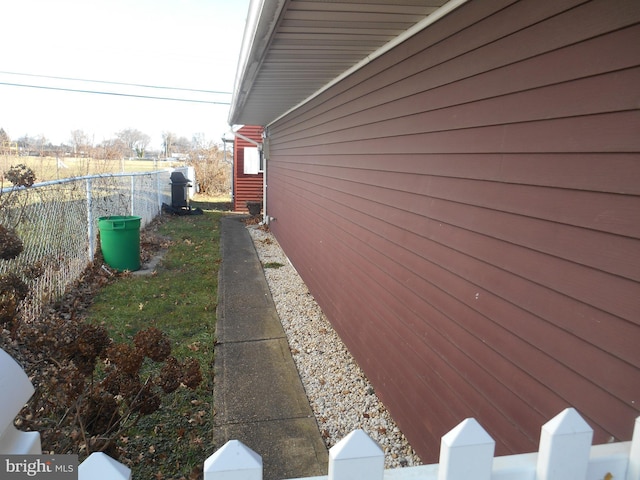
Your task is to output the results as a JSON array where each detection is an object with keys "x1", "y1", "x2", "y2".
[{"x1": 248, "y1": 225, "x2": 422, "y2": 468}]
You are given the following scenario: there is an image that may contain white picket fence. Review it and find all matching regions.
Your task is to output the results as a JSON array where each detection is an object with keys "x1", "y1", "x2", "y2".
[{"x1": 1, "y1": 347, "x2": 638, "y2": 480}]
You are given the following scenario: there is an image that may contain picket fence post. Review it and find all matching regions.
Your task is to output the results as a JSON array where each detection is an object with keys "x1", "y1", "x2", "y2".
[
  {"x1": 203, "y1": 439, "x2": 262, "y2": 480},
  {"x1": 78, "y1": 452, "x2": 131, "y2": 480},
  {"x1": 438, "y1": 417, "x2": 494, "y2": 480},
  {"x1": 536, "y1": 407, "x2": 593, "y2": 480},
  {"x1": 627, "y1": 416, "x2": 640, "y2": 480},
  {"x1": 0, "y1": 348, "x2": 41, "y2": 455},
  {"x1": 328, "y1": 429, "x2": 384, "y2": 480}
]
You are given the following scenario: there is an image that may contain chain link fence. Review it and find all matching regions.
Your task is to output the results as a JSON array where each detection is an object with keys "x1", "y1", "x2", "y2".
[{"x1": 0, "y1": 168, "x2": 193, "y2": 321}]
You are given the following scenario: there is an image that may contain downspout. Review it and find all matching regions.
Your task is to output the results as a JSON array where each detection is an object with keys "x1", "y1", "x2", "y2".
[{"x1": 262, "y1": 128, "x2": 268, "y2": 225}]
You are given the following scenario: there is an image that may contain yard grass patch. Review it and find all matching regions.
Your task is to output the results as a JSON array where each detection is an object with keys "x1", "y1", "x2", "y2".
[{"x1": 84, "y1": 202, "x2": 225, "y2": 479}]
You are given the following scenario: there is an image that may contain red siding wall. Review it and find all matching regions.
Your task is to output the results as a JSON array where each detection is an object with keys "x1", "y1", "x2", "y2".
[
  {"x1": 264, "y1": 0, "x2": 640, "y2": 462},
  {"x1": 233, "y1": 125, "x2": 264, "y2": 212}
]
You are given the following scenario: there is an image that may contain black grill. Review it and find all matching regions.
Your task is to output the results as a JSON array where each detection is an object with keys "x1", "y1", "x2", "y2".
[{"x1": 170, "y1": 171, "x2": 191, "y2": 209}]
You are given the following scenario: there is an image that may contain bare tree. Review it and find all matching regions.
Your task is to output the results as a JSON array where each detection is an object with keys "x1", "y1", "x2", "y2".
[
  {"x1": 69, "y1": 130, "x2": 92, "y2": 157},
  {"x1": 173, "y1": 136, "x2": 190, "y2": 155},
  {"x1": 187, "y1": 139, "x2": 230, "y2": 195},
  {"x1": 116, "y1": 128, "x2": 151, "y2": 158},
  {"x1": 162, "y1": 131, "x2": 176, "y2": 158},
  {"x1": 34, "y1": 134, "x2": 48, "y2": 157},
  {"x1": 0, "y1": 128, "x2": 9, "y2": 144},
  {"x1": 17, "y1": 135, "x2": 34, "y2": 155},
  {"x1": 0, "y1": 128, "x2": 12, "y2": 158},
  {"x1": 97, "y1": 138, "x2": 127, "y2": 160},
  {"x1": 191, "y1": 133, "x2": 206, "y2": 150}
]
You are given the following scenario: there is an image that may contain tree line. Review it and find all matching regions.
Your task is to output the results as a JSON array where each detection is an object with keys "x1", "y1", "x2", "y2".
[
  {"x1": 0, "y1": 127, "x2": 232, "y2": 196},
  {"x1": 0, "y1": 127, "x2": 209, "y2": 160}
]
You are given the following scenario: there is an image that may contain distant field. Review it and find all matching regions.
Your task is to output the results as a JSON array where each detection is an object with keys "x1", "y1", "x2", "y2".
[{"x1": 0, "y1": 155, "x2": 185, "y2": 184}]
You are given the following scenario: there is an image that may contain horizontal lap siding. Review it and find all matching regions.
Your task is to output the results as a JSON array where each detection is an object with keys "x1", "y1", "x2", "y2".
[
  {"x1": 265, "y1": 0, "x2": 640, "y2": 461},
  {"x1": 233, "y1": 126, "x2": 264, "y2": 212},
  {"x1": 233, "y1": 178, "x2": 263, "y2": 212}
]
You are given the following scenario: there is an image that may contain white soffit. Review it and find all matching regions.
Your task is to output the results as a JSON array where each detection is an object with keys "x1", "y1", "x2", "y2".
[{"x1": 229, "y1": 0, "x2": 459, "y2": 127}]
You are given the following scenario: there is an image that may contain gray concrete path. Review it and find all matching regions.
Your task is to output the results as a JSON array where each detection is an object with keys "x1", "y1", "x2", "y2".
[{"x1": 214, "y1": 215, "x2": 328, "y2": 480}]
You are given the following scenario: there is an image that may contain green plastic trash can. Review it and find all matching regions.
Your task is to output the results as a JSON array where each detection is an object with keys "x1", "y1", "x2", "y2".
[{"x1": 98, "y1": 216, "x2": 141, "y2": 271}]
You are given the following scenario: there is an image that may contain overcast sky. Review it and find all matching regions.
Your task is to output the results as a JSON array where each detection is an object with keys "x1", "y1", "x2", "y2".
[{"x1": 0, "y1": 0, "x2": 250, "y2": 149}]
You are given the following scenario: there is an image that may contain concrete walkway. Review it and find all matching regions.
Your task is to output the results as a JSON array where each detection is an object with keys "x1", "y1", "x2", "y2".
[{"x1": 214, "y1": 215, "x2": 328, "y2": 480}]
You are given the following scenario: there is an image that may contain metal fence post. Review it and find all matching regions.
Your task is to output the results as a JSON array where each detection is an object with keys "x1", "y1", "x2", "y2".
[
  {"x1": 157, "y1": 172, "x2": 163, "y2": 211},
  {"x1": 86, "y1": 177, "x2": 95, "y2": 261},
  {"x1": 130, "y1": 175, "x2": 135, "y2": 216}
]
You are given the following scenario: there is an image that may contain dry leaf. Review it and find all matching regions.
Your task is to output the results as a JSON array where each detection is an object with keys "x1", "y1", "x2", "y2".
[
  {"x1": 189, "y1": 466, "x2": 201, "y2": 480},
  {"x1": 190, "y1": 436, "x2": 204, "y2": 446}
]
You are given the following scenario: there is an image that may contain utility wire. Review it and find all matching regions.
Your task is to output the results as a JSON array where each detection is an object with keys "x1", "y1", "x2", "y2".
[
  {"x1": 0, "y1": 81, "x2": 231, "y2": 105},
  {"x1": 0, "y1": 70, "x2": 232, "y2": 95}
]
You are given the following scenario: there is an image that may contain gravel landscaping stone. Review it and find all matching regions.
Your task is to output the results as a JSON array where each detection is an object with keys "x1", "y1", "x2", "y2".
[{"x1": 248, "y1": 225, "x2": 422, "y2": 468}]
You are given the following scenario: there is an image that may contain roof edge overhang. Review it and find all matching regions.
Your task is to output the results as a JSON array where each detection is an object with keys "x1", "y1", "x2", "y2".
[
  {"x1": 228, "y1": 0, "x2": 469, "y2": 128},
  {"x1": 228, "y1": 0, "x2": 289, "y2": 126},
  {"x1": 265, "y1": 0, "x2": 469, "y2": 128}
]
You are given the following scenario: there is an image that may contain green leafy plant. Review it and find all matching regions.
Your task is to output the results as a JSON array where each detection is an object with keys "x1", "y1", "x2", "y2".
[{"x1": 263, "y1": 261, "x2": 285, "y2": 269}]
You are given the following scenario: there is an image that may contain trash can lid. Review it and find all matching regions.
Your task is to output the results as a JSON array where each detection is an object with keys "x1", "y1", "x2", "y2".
[{"x1": 170, "y1": 171, "x2": 191, "y2": 185}]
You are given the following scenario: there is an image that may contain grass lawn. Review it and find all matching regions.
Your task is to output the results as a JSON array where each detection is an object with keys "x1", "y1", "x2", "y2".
[{"x1": 84, "y1": 199, "x2": 228, "y2": 479}]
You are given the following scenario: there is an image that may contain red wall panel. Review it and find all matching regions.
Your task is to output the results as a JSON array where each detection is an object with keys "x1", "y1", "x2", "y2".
[
  {"x1": 264, "y1": 0, "x2": 640, "y2": 461},
  {"x1": 233, "y1": 125, "x2": 264, "y2": 212}
]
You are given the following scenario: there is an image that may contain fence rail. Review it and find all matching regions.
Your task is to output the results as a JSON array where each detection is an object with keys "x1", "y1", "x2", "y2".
[{"x1": 0, "y1": 167, "x2": 193, "y2": 320}]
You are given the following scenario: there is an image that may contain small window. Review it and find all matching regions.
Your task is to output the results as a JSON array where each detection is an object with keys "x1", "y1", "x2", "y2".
[{"x1": 243, "y1": 147, "x2": 263, "y2": 174}]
